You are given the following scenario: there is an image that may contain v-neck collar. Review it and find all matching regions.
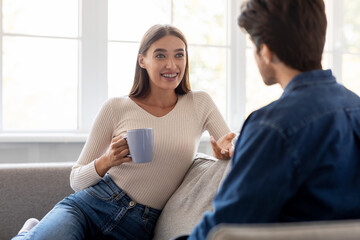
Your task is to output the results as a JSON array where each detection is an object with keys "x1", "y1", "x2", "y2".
[{"x1": 128, "y1": 94, "x2": 182, "y2": 119}]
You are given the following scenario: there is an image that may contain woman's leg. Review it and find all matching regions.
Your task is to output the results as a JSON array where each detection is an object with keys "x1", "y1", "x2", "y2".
[
  {"x1": 12, "y1": 197, "x2": 93, "y2": 240},
  {"x1": 12, "y1": 174, "x2": 162, "y2": 240}
]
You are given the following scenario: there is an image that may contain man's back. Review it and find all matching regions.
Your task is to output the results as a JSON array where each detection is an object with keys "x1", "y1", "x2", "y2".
[
  {"x1": 186, "y1": 69, "x2": 360, "y2": 240},
  {"x1": 245, "y1": 69, "x2": 360, "y2": 221}
]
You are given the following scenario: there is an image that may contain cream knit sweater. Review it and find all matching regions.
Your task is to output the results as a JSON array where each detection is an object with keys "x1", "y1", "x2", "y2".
[{"x1": 70, "y1": 91, "x2": 230, "y2": 209}]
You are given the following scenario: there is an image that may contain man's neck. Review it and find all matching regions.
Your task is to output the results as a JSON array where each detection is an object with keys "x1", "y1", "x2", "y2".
[{"x1": 275, "y1": 63, "x2": 301, "y2": 89}]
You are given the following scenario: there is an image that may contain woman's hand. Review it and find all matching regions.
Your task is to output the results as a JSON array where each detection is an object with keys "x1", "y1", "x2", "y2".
[
  {"x1": 210, "y1": 132, "x2": 236, "y2": 160},
  {"x1": 95, "y1": 135, "x2": 131, "y2": 177}
]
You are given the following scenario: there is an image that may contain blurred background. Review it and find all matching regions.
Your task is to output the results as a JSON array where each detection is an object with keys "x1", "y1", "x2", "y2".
[{"x1": 0, "y1": 0, "x2": 359, "y2": 162}]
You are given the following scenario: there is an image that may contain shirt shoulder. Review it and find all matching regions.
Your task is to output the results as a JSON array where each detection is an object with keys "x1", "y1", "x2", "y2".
[
  {"x1": 189, "y1": 90, "x2": 213, "y2": 101},
  {"x1": 102, "y1": 96, "x2": 134, "y2": 112},
  {"x1": 184, "y1": 90, "x2": 217, "y2": 109},
  {"x1": 104, "y1": 96, "x2": 129, "y2": 106}
]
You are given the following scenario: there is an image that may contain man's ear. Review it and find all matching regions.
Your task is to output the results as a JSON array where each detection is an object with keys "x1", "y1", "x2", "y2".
[
  {"x1": 138, "y1": 54, "x2": 146, "y2": 68},
  {"x1": 259, "y1": 44, "x2": 273, "y2": 65}
]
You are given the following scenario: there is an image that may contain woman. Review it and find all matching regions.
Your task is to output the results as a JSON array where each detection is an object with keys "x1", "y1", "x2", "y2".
[{"x1": 13, "y1": 24, "x2": 235, "y2": 240}]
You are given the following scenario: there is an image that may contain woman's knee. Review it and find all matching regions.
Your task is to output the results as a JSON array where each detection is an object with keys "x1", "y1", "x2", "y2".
[{"x1": 23, "y1": 199, "x2": 90, "y2": 240}]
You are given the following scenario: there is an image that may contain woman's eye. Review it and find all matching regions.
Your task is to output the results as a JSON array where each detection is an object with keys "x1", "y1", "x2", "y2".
[
  {"x1": 176, "y1": 53, "x2": 184, "y2": 58},
  {"x1": 155, "y1": 54, "x2": 165, "y2": 58}
]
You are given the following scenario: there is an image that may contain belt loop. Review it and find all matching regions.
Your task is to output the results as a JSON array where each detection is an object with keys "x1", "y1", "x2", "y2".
[
  {"x1": 142, "y1": 206, "x2": 150, "y2": 219},
  {"x1": 104, "y1": 174, "x2": 118, "y2": 193}
]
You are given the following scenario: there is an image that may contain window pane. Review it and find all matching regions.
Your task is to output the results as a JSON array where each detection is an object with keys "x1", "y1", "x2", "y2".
[
  {"x1": 246, "y1": 37, "x2": 253, "y2": 48},
  {"x1": 173, "y1": 0, "x2": 227, "y2": 46},
  {"x1": 343, "y1": 0, "x2": 360, "y2": 53},
  {"x1": 322, "y1": 52, "x2": 332, "y2": 70},
  {"x1": 2, "y1": 37, "x2": 78, "y2": 131},
  {"x1": 108, "y1": 42, "x2": 139, "y2": 98},
  {"x1": 189, "y1": 46, "x2": 227, "y2": 117},
  {"x1": 342, "y1": 54, "x2": 360, "y2": 96},
  {"x1": 3, "y1": 0, "x2": 78, "y2": 37},
  {"x1": 323, "y1": 0, "x2": 332, "y2": 52},
  {"x1": 108, "y1": 0, "x2": 170, "y2": 41},
  {"x1": 245, "y1": 49, "x2": 282, "y2": 116}
]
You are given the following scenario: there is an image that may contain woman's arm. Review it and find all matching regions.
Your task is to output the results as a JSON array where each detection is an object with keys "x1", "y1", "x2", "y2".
[
  {"x1": 193, "y1": 91, "x2": 235, "y2": 160},
  {"x1": 70, "y1": 98, "x2": 130, "y2": 191}
]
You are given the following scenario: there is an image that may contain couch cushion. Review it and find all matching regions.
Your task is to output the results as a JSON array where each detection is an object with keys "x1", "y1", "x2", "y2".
[{"x1": 153, "y1": 153, "x2": 231, "y2": 240}]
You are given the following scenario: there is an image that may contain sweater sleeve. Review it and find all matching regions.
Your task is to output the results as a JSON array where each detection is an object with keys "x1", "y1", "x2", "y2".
[
  {"x1": 193, "y1": 91, "x2": 231, "y2": 140},
  {"x1": 70, "y1": 98, "x2": 116, "y2": 191}
]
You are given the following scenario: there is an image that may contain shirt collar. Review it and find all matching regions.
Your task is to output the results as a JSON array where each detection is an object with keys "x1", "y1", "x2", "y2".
[{"x1": 283, "y1": 69, "x2": 336, "y2": 95}]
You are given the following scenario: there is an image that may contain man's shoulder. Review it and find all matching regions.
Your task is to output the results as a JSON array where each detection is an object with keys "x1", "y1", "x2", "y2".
[
  {"x1": 247, "y1": 85, "x2": 360, "y2": 138},
  {"x1": 246, "y1": 97, "x2": 296, "y2": 128},
  {"x1": 245, "y1": 93, "x2": 326, "y2": 136}
]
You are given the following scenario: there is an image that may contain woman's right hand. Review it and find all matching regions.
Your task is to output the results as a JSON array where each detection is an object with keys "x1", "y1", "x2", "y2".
[
  {"x1": 210, "y1": 132, "x2": 236, "y2": 160},
  {"x1": 95, "y1": 135, "x2": 132, "y2": 177}
]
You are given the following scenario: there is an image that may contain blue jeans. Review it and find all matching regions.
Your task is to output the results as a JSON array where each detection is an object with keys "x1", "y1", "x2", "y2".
[{"x1": 12, "y1": 174, "x2": 161, "y2": 240}]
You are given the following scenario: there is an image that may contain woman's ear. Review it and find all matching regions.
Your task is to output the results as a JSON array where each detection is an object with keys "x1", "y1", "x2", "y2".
[{"x1": 138, "y1": 54, "x2": 146, "y2": 69}]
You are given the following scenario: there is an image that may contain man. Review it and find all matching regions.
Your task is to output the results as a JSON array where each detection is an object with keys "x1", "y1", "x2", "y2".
[{"x1": 178, "y1": 0, "x2": 360, "y2": 239}]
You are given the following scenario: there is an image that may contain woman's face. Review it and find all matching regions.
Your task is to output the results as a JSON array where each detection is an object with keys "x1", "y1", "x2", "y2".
[{"x1": 138, "y1": 35, "x2": 186, "y2": 93}]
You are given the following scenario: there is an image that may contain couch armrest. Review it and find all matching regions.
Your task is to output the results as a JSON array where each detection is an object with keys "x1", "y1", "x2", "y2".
[
  {"x1": 207, "y1": 220, "x2": 360, "y2": 240},
  {"x1": 0, "y1": 162, "x2": 74, "y2": 240}
]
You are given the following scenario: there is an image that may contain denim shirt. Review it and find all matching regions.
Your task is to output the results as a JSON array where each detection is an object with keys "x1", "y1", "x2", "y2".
[{"x1": 188, "y1": 69, "x2": 360, "y2": 240}]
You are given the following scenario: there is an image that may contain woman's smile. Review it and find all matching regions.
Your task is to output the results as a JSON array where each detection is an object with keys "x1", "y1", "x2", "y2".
[{"x1": 161, "y1": 72, "x2": 179, "y2": 81}]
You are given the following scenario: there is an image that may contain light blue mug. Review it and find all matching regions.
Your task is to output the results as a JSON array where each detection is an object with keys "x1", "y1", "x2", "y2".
[{"x1": 125, "y1": 128, "x2": 154, "y2": 163}]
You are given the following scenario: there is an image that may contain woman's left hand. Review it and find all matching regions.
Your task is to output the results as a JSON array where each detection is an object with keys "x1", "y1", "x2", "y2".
[{"x1": 210, "y1": 132, "x2": 236, "y2": 160}]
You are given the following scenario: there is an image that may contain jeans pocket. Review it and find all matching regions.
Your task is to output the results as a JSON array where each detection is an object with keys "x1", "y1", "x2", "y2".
[{"x1": 85, "y1": 179, "x2": 115, "y2": 202}]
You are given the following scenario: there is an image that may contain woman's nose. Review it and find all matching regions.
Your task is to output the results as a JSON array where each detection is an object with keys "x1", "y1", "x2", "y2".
[{"x1": 166, "y1": 58, "x2": 176, "y2": 68}]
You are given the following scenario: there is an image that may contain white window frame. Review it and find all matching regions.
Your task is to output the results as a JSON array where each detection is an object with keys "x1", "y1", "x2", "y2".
[
  {"x1": 229, "y1": 0, "x2": 246, "y2": 131},
  {"x1": 0, "y1": 2, "x2": 3, "y2": 132},
  {"x1": 0, "y1": 0, "x2": 354, "y2": 143},
  {"x1": 325, "y1": 0, "x2": 343, "y2": 82},
  {"x1": 79, "y1": 0, "x2": 108, "y2": 132}
]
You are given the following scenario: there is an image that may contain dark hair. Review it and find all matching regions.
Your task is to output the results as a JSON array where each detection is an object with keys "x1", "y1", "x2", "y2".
[
  {"x1": 238, "y1": 0, "x2": 327, "y2": 72},
  {"x1": 129, "y1": 24, "x2": 191, "y2": 98}
]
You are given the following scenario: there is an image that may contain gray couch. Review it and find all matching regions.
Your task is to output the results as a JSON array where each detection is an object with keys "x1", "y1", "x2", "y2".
[
  {"x1": 1, "y1": 154, "x2": 360, "y2": 240},
  {"x1": 0, "y1": 154, "x2": 229, "y2": 240}
]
